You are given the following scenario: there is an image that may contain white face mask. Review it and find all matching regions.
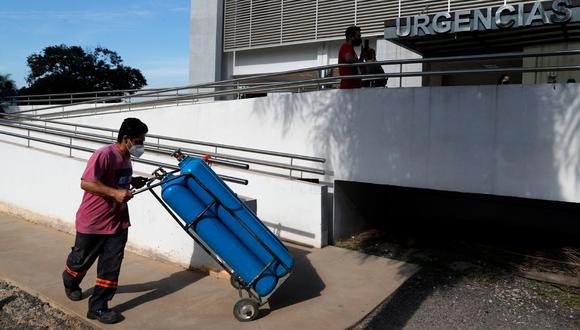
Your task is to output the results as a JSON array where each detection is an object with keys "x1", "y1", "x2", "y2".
[{"x1": 129, "y1": 144, "x2": 145, "y2": 158}]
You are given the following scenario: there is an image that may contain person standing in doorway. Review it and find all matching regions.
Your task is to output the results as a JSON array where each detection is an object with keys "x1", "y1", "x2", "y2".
[
  {"x1": 62, "y1": 118, "x2": 149, "y2": 324},
  {"x1": 339, "y1": 26, "x2": 363, "y2": 89}
]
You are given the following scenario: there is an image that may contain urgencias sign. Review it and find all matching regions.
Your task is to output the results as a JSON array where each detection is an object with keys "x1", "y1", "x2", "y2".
[{"x1": 388, "y1": 0, "x2": 574, "y2": 38}]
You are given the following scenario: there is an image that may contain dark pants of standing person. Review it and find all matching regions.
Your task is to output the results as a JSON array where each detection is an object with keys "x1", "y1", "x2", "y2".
[{"x1": 62, "y1": 229, "x2": 128, "y2": 312}]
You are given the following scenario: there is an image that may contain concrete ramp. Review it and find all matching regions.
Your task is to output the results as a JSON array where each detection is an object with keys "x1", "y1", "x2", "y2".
[{"x1": 0, "y1": 213, "x2": 419, "y2": 329}]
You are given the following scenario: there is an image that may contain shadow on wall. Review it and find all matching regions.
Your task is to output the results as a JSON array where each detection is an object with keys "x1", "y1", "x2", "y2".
[
  {"x1": 552, "y1": 83, "x2": 580, "y2": 202},
  {"x1": 472, "y1": 83, "x2": 580, "y2": 204},
  {"x1": 250, "y1": 89, "x2": 364, "y2": 183},
  {"x1": 250, "y1": 84, "x2": 580, "y2": 204}
]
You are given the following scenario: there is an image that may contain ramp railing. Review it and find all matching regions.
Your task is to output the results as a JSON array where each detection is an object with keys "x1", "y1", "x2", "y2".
[
  {"x1": 0, "y1": 113, "x2": 328, "y2": 180},
  {"x1": 7, "y1": 49, "x2": 580, "y2": 119}
]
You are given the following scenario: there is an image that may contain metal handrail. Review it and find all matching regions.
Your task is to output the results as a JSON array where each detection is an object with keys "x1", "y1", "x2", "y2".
[
  {"x1": 13, "y1": 88, "x2": 166, "y2": 99},
  {"x1": 0, "y1": 119, "x2": 250, "y2": 170},
  {"x1": 0, "y1": 118, "x2": 326, "y2": 176},
  {"x1": 14, "y1": 85, "x2": 200, "y2": 113},
  {"x1": 14, "y1": 85, "x2": 292, "y2": 104},
  {"x1": 0, "y1": 128, "x2": 248, "y2": 185},
  {"x1": 14, "y1": 96, "x2": 176, "y2": 104},
  {"x1": 13, "y1": 48, "x2": 580, "y2": 114},
  {"x1": 14, "y1": 84, "x2": 282, "y2": 101},
  {"x1": 24, "y1": 63, "x2": 580, "y2": 120},
  {"x1": 2, "y1": 113, "x2": 326, "y2": 164}
]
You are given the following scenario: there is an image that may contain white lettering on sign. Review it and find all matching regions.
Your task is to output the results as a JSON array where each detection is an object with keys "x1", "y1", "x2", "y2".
[{"x1": 396, "y1": 0, "x2": 573, "y2": 37}]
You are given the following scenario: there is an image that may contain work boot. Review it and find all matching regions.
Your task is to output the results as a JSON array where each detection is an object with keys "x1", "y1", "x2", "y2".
[
  {"x1": 64, "y1": 286, "x2": 82, "y2": 301},
  {"x1": 86, "y1": 309, "x2": 124, "y2": 324}
]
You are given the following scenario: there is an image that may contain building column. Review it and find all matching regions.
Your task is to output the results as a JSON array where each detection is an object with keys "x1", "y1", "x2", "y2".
[{"x1": 189, "y1": 0, "x2": 224, "y2": 85}]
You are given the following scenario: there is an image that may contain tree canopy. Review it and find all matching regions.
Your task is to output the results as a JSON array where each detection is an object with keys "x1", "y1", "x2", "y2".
[
  {"x1": 20, "y1": 45, "x2": 147, "y2": 97},
  {"x1": 0, "y1": 74, "x2": 17, "y2": 111}
]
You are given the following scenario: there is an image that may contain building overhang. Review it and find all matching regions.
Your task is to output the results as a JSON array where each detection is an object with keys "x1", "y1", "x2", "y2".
[{"x1": 384, "y1": 0, "x2": 580, "y2": 56}]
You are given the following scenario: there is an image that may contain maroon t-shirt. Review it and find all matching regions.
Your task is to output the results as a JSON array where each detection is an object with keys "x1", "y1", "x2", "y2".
[
  {"x1": 339, "y1": 43, "x2": 362, "y2": 89},
  {"x1": 75, "y1": 144, "x2": 132, "y2": 234}
]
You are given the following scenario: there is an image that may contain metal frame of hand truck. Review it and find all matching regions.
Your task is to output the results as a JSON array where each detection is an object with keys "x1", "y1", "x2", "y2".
[{"x1": 134, "y1": 166, "x2": 292, "y2": 320}]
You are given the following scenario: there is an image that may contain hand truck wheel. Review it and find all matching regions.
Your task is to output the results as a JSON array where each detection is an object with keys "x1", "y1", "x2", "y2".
[{"x1": 233, "y1": 298, "x2": 259, "y2": 322}]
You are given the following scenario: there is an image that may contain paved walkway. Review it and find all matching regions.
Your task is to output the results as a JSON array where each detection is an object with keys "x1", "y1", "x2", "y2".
[{"x1": 0, "y1": 213, "x2": 419, "y2": 329}]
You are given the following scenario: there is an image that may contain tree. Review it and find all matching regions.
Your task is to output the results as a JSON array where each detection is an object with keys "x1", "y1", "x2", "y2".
[
  {"x1": 19, "y1": 45, "x2": 147, "y2": 102},
  {"x1": 0, "y1": 74, "x2": 18, "y2": 113}
]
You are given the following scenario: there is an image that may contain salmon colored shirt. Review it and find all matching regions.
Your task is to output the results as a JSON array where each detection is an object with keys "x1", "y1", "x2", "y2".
[{"x1": 75, "y1": 144, "x2": 132, "y2": 234}]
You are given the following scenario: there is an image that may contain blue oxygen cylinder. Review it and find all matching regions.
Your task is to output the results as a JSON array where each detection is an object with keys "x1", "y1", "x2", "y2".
[
  {"x1": 160, "y1": 174, "x2": 278, "y2": 296},
  {"x1": 177, "y1": 157, "x2": 294, "y2": 277}
]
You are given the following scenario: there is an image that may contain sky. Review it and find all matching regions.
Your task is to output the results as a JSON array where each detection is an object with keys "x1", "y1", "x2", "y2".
[{"x1": 0, "y1": 0, "x2": 190, "y2": 89}]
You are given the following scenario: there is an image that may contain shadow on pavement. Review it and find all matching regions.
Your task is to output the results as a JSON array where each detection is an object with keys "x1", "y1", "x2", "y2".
[
  {"x1": 110, "y1": 270, "x2": 204, "y2": 313},
  {"x1": 267, "y1": 246, "x2": 326, "y2": 311}
]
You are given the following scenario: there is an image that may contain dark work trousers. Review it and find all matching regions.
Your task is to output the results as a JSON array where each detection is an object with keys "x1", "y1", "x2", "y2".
[{"x1": 62, "y1": 229, "x2": 128, "y2": 312}]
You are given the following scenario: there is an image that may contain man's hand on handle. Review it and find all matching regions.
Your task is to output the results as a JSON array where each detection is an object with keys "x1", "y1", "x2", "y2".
[{"x1": 113, "y1": 189, "x2": 133, "y2": 203}]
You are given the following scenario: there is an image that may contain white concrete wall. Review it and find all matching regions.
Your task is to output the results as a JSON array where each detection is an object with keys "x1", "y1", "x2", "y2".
[
  {"x1": 0, "y1": 138, "x2": 205, "y2": 268},
  {"x1": 0, "y1": 135, "x2": 327, "y2": 271},
  {"x1": 234, "y1": 43, "x2": 325, "y2": 76},
  {"x1": 51, "y1": 106, "x2": 330, "y2": 245},
  {"x1": 53, "y1": 83, "x2": 580, "y2": 204}
]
